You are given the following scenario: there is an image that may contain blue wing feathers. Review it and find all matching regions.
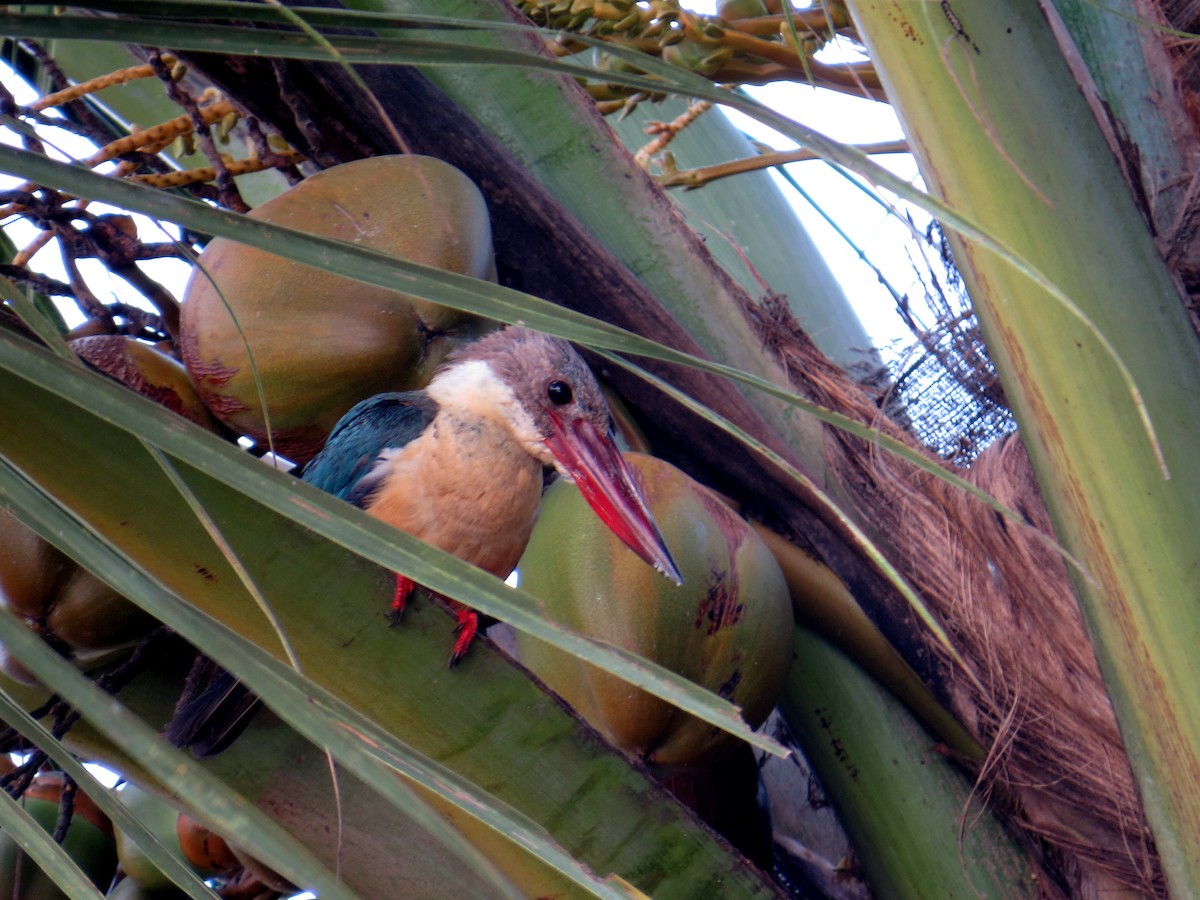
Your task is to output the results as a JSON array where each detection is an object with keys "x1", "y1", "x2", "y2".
[{"x1": 300, "y1": 392, "x2": 437, "y2": 506}]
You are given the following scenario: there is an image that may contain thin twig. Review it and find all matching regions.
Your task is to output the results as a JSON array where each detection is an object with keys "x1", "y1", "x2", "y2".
[
  {"x1": 656, "y1": 139, "x2": 908, "y2": 189},
  {"x1": 55, "y1": 225, "x2": 111, "y2": 326},
  {"x1": 0, "y1": 265, "x2": 72, "y2": 296},
  {"x1": 149, "y1": 53, "x2": 249, "y2": 212},
  {"x1": 110, "y1": 270, "x2": 179, "y2": 338}
]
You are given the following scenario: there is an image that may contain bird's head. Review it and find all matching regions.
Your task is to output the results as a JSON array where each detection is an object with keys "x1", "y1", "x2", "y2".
[{"x1": 428, "y1": 327, "x2": 682, "y2": 584}]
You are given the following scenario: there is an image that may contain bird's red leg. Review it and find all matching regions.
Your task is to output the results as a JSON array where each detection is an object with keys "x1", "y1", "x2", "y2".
[
  {"x1": 389, "y1": 578, "x2": 478, "y2": 666},
  {"x1": 448, "y1": 606, "x2": 479, "y2": 668},
  {"x1": 388, "y1": 573, "x2": 415, "y2": 626}
]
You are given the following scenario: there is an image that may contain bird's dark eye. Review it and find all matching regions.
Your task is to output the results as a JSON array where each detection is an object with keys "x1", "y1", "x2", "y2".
[{"x1": 547, "y1": 380, "x2": 573, "y2": 405}]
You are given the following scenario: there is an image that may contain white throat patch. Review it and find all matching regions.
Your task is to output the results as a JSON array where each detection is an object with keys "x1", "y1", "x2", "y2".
[{"x1": 426, "y1": 358, "x2": 549, "y2": 462}]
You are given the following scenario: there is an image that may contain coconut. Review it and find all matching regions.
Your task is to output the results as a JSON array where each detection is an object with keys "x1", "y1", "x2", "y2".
[
  {"x1": 72, "y1": 335, "x2": 221, "y2": 431},
  {"x1": 517, "y1": 453, "x2": 793, "y2": 768},
  {"x1": 0, "y1": 772, "x2": 117, "y2": 898},
  {"x1": 180, "y1": 155, "x2": 496, "y2": 463},
  {"x1": 0, "y1": 509, "x2": 156, "y2": 685}
]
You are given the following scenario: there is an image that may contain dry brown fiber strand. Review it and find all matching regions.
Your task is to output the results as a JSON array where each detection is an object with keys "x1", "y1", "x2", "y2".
[{"x1": 943, "y1": 434, "x2": 1161, "y2": 898}]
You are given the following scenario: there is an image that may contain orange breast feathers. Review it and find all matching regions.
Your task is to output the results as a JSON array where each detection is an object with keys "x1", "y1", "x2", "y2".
[{"x1": 361, "y1": 411, "x2": 545, "y2": 578}]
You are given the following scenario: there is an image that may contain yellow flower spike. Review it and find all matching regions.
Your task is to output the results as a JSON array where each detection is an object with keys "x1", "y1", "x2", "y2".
[{"x1": 27, "y1": 62, "x2": 157, "y2": 113}]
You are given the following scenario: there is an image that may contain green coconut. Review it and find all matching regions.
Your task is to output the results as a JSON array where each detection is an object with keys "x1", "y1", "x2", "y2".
[
  {"x1": 112, "y1": 785, "x2": 192, "y2": 892},
  {"x1": 71, "y1": 336, "x2": 220, "y2": 431},
  {"x1": 0, "y1": 772, "x2": 117, "y2": 900},
  {"x1": 180, "y1": 154, "x2": 496, "y2": 463},
  {"x1": 517, "y1": 453, "x2": 793, "y2": 768},
  {"x1": 0, "y1": 510, "x2": 156, "y2": 685}
]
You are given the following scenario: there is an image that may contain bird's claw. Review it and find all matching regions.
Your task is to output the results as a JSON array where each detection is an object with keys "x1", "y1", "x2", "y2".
[
  {"x1": 390, "y1": 580, "x2": 478, "y2": 667},
  {"x1": 448, "y1": 608, "x2": 479, "y2": 668},
  {"x1": 389, "y1": 573, "x2": 415, "y2": 627}
]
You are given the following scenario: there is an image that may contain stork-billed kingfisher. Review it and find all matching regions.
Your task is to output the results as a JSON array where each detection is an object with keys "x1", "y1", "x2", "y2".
[
  {"x1": 301, "y1": 325, "x2": 682, "y2": 664},
  {"x1": 168, "y1": 327, "x2": 680, "y2": 756}
]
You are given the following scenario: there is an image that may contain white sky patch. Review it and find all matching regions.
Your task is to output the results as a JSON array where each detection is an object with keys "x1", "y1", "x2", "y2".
[
  {"x1": 681, "y1": 1, "x2": 947, "y2": 356},
  {"x1": 724, "y1": 94, "x2": 935, "y2": 352}
]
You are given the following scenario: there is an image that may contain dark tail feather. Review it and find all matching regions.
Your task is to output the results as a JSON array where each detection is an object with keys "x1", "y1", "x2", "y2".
[{"x1": 164, "y1": 655, "x2": 261, "y2": 759}]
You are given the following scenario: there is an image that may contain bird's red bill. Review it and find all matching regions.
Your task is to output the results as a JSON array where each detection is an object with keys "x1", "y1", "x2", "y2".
[{"x1": 544, "y1": 412, "x2": 683, "y2": 585}]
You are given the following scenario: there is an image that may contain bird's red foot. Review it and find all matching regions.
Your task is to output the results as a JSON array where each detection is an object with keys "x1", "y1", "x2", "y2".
[
  {"x1": 388, "y1": 574, "x2": 415, "y2": 627},
  {"x1": 448, "y1": 607, "x2": 479, "y2": 668}
]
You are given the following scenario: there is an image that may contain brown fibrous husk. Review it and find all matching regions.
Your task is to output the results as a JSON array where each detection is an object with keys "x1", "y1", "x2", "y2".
[{"x1": 747, "y1": 293, "x2": 1164, "y2": 898}]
